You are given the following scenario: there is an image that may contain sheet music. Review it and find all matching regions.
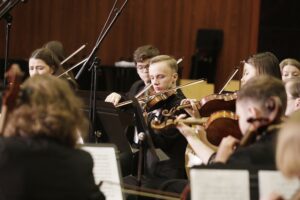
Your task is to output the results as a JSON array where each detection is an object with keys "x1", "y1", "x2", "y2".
[
  {"x1": 82, "y1": 145, "x2": 123, "y2": 200},
  {"x1": 259, "y1": 170, "x2": 300, "y2": 199},
  {"x1": 190, "y1": 169, "x2": 250, "y2": 200}
]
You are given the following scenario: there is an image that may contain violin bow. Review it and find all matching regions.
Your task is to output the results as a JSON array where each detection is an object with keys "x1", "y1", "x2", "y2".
[
  {"x1": 57, "y1": 58, "x2": 88, "y2": 78},
  {"x1": 148, "y1": 79, "x2": 206, "y2": 99},
  {"x1": 218, "y1": 67, "x2": 239, "y2": 94},
  {"x1": 60, "y1": 44, "x2": 87, "y2": 65}
]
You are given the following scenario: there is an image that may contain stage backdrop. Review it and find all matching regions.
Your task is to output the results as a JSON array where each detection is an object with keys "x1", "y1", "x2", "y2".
[{"x1": 0, "y1": 0, "x2": 260, "y2": 91}]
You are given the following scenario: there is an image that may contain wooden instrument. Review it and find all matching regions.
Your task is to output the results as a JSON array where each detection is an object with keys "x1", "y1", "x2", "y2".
[
  {"x1": 0, "y1": 65, "x2": 23, "y2": 134},
  {"x1": 162, "y1": 92, "x2": 237, "y2": 117}
]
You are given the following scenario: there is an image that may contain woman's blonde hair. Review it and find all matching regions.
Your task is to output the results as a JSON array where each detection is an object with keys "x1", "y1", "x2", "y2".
[
  {"x1": 276, "y1": 110, "x2": 300, "y2": 177},
  {"x1": 279, "y1": 58, "x2": 300, "y2": 72},
  {"x1": 4, "y1": 75, "x2": 87, "y2": 147}
]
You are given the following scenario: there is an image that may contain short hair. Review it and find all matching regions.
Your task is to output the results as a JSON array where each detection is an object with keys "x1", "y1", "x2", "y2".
[
  {"x1": 30, "y1": 48, "x2": 61, "y2": 74},
  {"x1": 279, "y1": 58, "x2": 300, "y2": 72},
  {"x1": 149, "y1": 55, "x2": 178, "y2": 72},
  {"x1": 237, "y1": 75, "x2": 287, "y2": 115},
  {"x1": 133, "y1": 45, "x2": 160, "y2": 63},
  {"x1": 245, "y1": 52, "x2": 281, "y2": 79},
  {"x1": 43, "y1": 40, "x2": 66, "y2": 62},
  {"x1": 276, "y1": 110, "x2": 300, "y2": 177},
  {"x1": 4, "y1": 75, "x2": 88, "y2": 147},
  {"x1": 285, "y1": 77, "x2": 300, "y2": 98}
]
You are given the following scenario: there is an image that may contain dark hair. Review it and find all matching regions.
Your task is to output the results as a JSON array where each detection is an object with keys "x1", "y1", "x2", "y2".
[
  {"x1": 43, "y1": 40, "x2": 66, "y2": 62},
  {"x1": 237, "y1": 75, "x2": 287, "y2": 115},
  {"x1": 30, "y1": 48, "x2": 61, "y2": 75},
  {"x1": 245, "y1": 52, "x2": 281, "y2": 79},
  {"x1": 133, "y1": 45, "x2": 160, "y2": 63}
]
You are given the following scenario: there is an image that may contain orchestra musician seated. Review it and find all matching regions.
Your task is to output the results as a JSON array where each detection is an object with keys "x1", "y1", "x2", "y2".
[
  {"x1": 164, "y1": 76, "x2": 287, "y2": 196},
  {"x1": 124, "y1": 55, "x2": 187, "y2": 191},
  {"x1": 105, "y1": 45, "x2": 160, "y2": 105},
  {"x1": 284, "y1": 77, "x2": 300, "y2": 116},
  {"x1": 178, "y1": 75, "x2": 286, "y2": 166},
  {"x1": 29, "y1": 47, "x2": 77, "y2": 89},
  {"x1": 0, "y1": 75, "x2": 104, "y2": 200},
  {"x1": 279, "y1": 58, "x2": 300, "y2": 82}
]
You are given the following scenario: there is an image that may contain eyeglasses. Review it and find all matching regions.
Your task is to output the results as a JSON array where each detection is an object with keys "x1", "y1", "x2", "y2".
[{"x1": 136, "y1": 64, "x2": 149, "y2": 71}]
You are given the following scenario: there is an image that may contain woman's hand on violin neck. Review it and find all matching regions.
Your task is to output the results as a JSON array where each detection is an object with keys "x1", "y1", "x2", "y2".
[
  {"x1": 181, "y1": 99, "x2": 200, "y2": 118},
  {"x1": 214, "y1": 135, "x2": 240, "y2": 163}
]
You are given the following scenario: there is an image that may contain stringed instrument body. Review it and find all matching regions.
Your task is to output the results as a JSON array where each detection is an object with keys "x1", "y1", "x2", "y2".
[
  {"x1": 0, "y1": 65, "x2": 23, "y2": 134},
  {"x1": 184, "y1": 110, "x2": 242, "y2": 176}
]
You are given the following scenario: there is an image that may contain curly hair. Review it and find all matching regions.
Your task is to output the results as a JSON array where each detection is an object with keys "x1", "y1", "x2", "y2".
[{"x1": 4, "y1": 75, "x2": 87, "y2": 147}]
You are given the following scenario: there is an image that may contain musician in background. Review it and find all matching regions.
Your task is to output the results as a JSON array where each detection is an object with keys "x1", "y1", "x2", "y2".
[
  {"x1": 240, "y1": 51, "x2": 282, "y2": 86},
  {"x1": 105, "y1": 45, "x2": 160, "y2": 105},
  {"x1": 280, "y1": 58, "x2": 300, "y2": 82},
  {"x1": 29, "y1": 47, "x2": 77, "y2": 89},
  {"x1": 284, "y1": 77, "x2": 300, "y2": 116},
  {"x1": 0, "y1": 75, "x2": 104, "y2": 200},
  {"x1": 43, "y1": 40, "x2": 77, "y2": 80}
]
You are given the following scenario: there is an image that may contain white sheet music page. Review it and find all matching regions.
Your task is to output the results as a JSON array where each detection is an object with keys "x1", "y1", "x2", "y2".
[
  {"x1": 82, "y1": 146, "x2": 123, "y2": 200},
  {"x1": 190, "y1": 169, "x2": 250, "y2": 200},
  {"x1": 259, "y1": 170, "x2": 300, "y2": 199}
]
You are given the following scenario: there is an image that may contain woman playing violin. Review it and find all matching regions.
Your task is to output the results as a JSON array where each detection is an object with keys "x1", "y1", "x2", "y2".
[
  {"x1": 178, "y1": 51, "x2": 282, "y2": 117},
  {"x1": 29, "y1": 47, "x2": 77, "y2": 89}
]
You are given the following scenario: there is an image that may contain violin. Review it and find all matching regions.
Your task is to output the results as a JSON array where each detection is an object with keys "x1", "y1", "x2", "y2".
[
  {"x1": 151, "y1": 110, "x2": 242, "y2": 146},
  {"x1": 0, "y1": 65, "x2": 24, "y2": 134},
  {"x1": 162, "y1": 66, "x2": 240, "y2": 118},
  {"x1": 162, "y1": 92, "x2": 237, "y2": 117},
  {"x1": 116, "y1": 79, "x2": 205, "y2": 110},
  {"x1": 239, "y1": 117, "x2": 270, "y2": 147}
]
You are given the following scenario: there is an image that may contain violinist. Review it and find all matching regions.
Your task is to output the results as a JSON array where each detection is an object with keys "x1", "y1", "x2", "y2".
[
  {"x1": 161, "y1": 76, "x2": 287, "y2": 197},
  {"x1": 0, "y1": 75, "x2": 104, "y2": 200},
  {"x1": 179, "y1": 51, "x2": 282, "y2": 116},
  {"x1": 29, "y1": 47, "x2": 78, "y2": 89},
  {"x1": 177, "y1": 75, "x2": 286, "y2": 166},
  {"x1": 124, "y1": 55, "x2": 187, "y2": 191},
  {"x1": 146, "y1": 55, "x2": 187, "y2": 179},
  {"x1": 43, "y1": 40, "x2": 77, "y2": 81},
  {"x1": 240, "y1": 51, "x2": 282, "y2": 86},
  {"x1": 105, "y1": 45, "x2": 160, "y2": 105}
]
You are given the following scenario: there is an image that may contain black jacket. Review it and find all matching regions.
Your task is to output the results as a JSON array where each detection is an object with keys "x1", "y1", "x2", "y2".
[{"x1": 0, "y1": 136, "x2": 105, "y2": 200}]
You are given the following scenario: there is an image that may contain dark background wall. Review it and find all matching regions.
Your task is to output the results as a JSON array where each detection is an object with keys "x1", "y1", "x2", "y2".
[
  {"x1": 258, "y1": 0, "x2": 300, "y2": 61},
  {"x1": 0, "y1": 0, "x2": 260, "y2": 91}
]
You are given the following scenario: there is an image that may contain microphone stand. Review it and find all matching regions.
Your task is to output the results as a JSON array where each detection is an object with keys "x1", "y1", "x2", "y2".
[
  {"x1": 0, "y1": 0, "x2": 25, "y2": 88},
  {"x1": 75, "y1": 0, "x2": 128, "y2": 142}
]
